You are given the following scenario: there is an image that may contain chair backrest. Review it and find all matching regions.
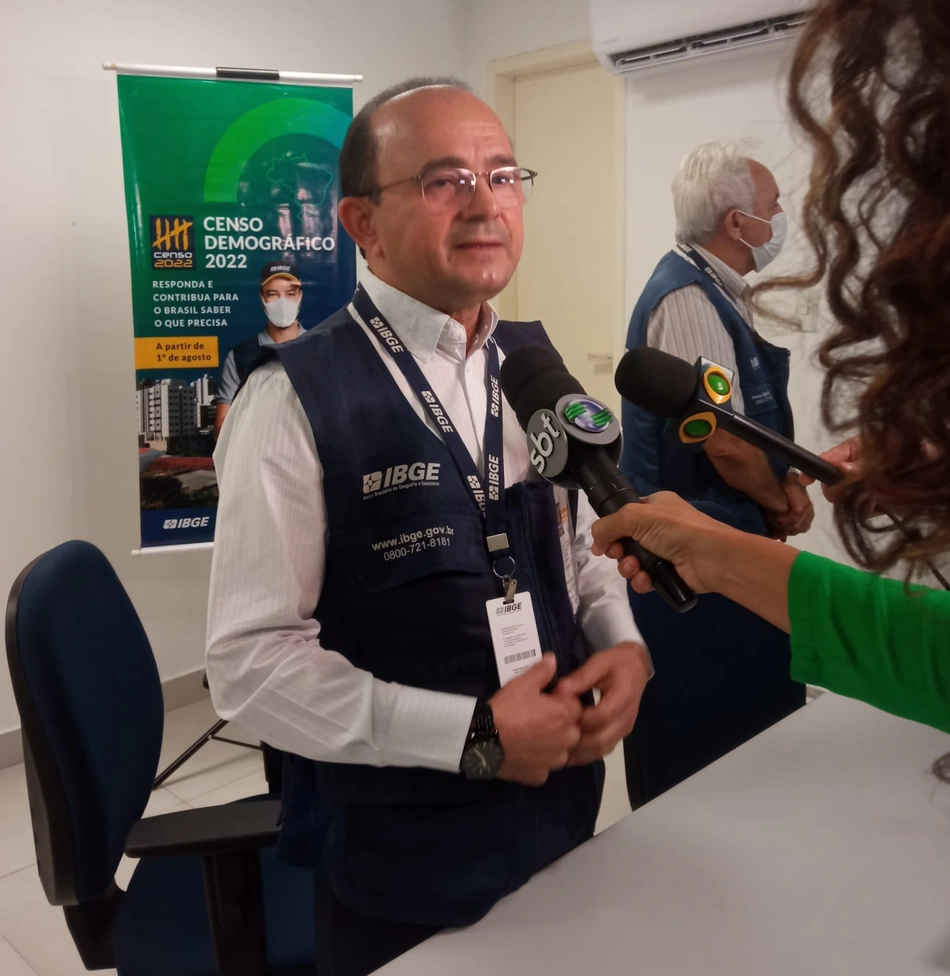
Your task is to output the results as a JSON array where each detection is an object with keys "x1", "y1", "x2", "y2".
[{"x1": 4, "y1": 541, "x2": 164, "y2": 906}]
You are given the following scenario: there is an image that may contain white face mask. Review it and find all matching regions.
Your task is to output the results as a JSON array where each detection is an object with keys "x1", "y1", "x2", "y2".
[
  {"x1": 262, "y1": 295, "x2": 301, "y2": 329},
  {"x1": 737, "y1": 210, "x2": 788, "y2": 271}
]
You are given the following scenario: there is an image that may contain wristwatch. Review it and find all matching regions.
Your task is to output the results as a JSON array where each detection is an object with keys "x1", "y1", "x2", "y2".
[{"x1": 459, "y1": 701, "x2": 505, "y2": 780}]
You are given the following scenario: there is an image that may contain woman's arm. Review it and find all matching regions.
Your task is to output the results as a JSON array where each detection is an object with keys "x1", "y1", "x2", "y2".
[
  {"x1": 789, "y1": 552, "x2": 950, "y2": 734},
  {"x1": 591, "y1": 493, "x2": 799, "y2": 631},
  {"x1": 592, "y1": 495, "x2": 950, "y2": 733}
]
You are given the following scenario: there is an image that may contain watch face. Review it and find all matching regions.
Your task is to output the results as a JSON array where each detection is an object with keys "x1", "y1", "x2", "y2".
[{"x1": 460, "y1": 739, "x2": 505, "y2": 780}]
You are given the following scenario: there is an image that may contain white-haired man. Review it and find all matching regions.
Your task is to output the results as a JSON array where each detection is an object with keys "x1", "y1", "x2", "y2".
[{"x1": 618, "y1": 142, "x2": 811, "y2": 805}]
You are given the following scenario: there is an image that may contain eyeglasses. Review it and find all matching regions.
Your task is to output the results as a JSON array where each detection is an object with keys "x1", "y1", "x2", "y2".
[{"x1": 368, "y1": 166, "x2": 537, "y2": 211}]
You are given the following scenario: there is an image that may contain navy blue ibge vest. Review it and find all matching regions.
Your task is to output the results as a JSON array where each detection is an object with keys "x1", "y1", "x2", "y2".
[
  {"x1": 265, "y1": 307, "x2": 603, "y2": 928},
  {"x1": 617, "y1": 251, "x2": 803, "y2": 803},
  {"x1": 621, "y1": 250, "x2": 794, "y2": 535}
]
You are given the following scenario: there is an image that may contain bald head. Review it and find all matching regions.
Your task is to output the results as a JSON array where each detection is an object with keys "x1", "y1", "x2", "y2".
[
  {"x1": 337, "y1": 76, "x2": 526, "y2": 321},
  {"x1": 746, "y1": 159, "x2": 780, "y2": 218},
  {"x1": 370, "y1": 87, "x2": 514, "y2": 192},
  {"x1": 339, "y1": 77, "x2": 475, "y2": 200}
]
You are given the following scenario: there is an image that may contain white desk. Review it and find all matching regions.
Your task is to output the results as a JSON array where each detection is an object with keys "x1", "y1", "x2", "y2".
[{"x1": 378, "y1": 694, "x2": 950, "y2": 975}]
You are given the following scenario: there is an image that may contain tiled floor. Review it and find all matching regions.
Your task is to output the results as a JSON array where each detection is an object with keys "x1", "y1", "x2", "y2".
[{"x1": 0, "y1": 695, "x2": 631, "y2": 976}]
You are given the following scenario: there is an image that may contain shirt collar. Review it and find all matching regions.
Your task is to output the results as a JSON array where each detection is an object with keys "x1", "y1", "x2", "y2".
[
  {"x1": 357, "y1": 269, "x2": 499, "y2": 363},
  {"x1": 690, "y1": 244, "x2": 749, "y2": 305}
]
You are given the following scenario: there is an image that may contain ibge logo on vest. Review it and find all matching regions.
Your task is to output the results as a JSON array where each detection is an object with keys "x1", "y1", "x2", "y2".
[{"x1": 363, "y1": 461, "x2": 442, "y2": 499}]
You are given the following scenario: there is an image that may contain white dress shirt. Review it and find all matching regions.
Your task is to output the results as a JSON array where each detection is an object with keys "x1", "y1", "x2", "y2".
[
  {"x1": 646, "y1": 244, "x2": 753, "y2": 412},
  {"x1": 206, "y1": 271, "x2": 644, "y2": 774}
]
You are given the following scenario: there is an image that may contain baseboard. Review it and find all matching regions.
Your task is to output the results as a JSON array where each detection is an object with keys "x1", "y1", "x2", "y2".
[
  {"x1": 0, "y1": 729, "x2": 24, "y2": 771},
  {"x1": 0, "y1": 667, "x2": 211, "y2": 770},
  {"x1": 160, "y1": 667, "x2": 211, "y2": 712}
]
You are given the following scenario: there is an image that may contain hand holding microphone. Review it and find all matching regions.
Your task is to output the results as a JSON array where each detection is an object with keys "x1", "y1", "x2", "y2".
[
  {"x1": 591, "y1": 492, "x2": 731, "y2": 595},
  {"x1": 614, "y1": 346, "x2": 950, "y2": 593},
  {"x1": 800, "y1": 435, "x2": 864, "y2": 504},
  {"x1": 590, "y1": 490, "x2": 799, "y2": 633},
  {"x1": 499, "y1": 346, "x2": 697, "y2": 614}
]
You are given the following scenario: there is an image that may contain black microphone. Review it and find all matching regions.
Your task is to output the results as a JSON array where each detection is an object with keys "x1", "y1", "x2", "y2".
[
  {"x1": 615, "y1": 346, "x2": 844, "y2": 485},
  {"x1": 615, "y1": 346, "x2": 950, "y2": 593},
  {"x1": 499, "y1": 345, "x2": 697, "y2": 614}
]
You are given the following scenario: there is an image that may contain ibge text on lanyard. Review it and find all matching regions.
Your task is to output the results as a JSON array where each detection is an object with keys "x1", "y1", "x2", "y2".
[
  {"x1": 676, "y1": 242, "x2": 727, "y2": 289},
  {"x1": 353, "y1": 286, "x2": 517, "y2": 599}
]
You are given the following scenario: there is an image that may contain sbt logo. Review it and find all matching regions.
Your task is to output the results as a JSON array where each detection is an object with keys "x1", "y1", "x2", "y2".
[
  {"x1": 163, "y1": 516, "x2": 211, "y2": 530},
  {"x1": 363, "y1": 462, "x2": 441, "y2": 495}
]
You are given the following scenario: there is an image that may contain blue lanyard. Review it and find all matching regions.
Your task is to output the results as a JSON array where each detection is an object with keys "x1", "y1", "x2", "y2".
[
  {"x1": 676, "y1": 243, "x2": 747, "y2": 319},
  {"x1": 352, "y1": 286, "x2": 512, "y2": 572},
  {"x1": 676, "y1": 242, "x2": 727, "y2": 290}
]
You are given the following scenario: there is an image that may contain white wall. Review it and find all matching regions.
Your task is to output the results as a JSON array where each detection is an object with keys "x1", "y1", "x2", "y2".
[
  {"x1": 0, "y1": 0, "x2": 855, "y2": 737},
  {"x1": 624, "y1": 46, "x2": 852, "y2": 565},
  {"x1": 0, "y1": 0, "x2": 471, "y2": 735},
  {"x1": 466, "y1": 0, "x2": 590, "y2": 93},
  {"x1": 466, "y1": 0, "x2": 850, "y2": 565}
]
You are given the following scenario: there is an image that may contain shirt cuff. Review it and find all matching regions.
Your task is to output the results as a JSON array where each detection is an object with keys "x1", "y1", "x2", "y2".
[
  {"x1": 580, "y1": 609, "x2": 645, "y2": 657},
  {"x1": 378, "y1": 683, "x2": 477, "y2": 772}
]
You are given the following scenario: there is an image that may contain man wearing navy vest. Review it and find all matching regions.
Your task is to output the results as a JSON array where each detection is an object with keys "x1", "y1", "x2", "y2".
[
  {"x1": 207, "y1": 77, "x2": 650, "y2": 966},
  {"x1": 619, "y1": 142, "x2": 813, "y2": 806},
  {"x1": 212, "y1": 260, "x2": 305, "y2": 439}
]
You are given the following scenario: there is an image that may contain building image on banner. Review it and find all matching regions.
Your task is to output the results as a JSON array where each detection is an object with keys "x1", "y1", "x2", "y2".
[{"x1": 116, "y1": 72, "x2": 356, "y2": 548}]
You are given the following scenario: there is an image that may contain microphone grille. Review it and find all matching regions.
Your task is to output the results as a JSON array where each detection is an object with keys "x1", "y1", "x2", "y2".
[
  {"x1": 499, "y1": 346, "x2": 586, "y2": 430},
  {"x1": 614, "y1": 346, "x2": 696, "y2": 417}
]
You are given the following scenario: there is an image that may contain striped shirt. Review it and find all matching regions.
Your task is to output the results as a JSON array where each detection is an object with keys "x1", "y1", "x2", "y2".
[
  {"x1": 206, "y1": 271, "x2": 644, "y2": 774},
  {"x1": 645, "y1": 244, "x2": 751, "y2": 413}
]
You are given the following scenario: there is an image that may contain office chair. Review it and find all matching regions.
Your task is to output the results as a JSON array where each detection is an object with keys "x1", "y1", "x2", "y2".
[
  {"x1": 152, "y1": 673, "x2": 281, "y2": 793},
  {"x1": 4, "y1": 540, "x2": 314, "y2": 976}
]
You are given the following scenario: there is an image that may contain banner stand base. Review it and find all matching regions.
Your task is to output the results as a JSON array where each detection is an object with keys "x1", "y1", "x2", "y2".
[{"x1": 132, "y1": 542, "x2": 214, "y2": 556}]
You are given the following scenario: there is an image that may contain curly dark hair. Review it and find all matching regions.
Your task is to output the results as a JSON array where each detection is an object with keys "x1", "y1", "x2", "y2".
[{"x1": 755, "y1": 0, "x2": 950, "y2": 576}]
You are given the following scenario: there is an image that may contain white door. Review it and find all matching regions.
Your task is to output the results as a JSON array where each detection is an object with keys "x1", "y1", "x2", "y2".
[{"x1": 498, "y1": 60, "x2": 624, "y2": 410}]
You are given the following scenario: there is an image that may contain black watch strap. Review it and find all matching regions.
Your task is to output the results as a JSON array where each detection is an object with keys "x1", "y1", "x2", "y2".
[
  {"x1": 465, "y1": 700, "x2": 498, "y2": 748},
  {"x1": 459, "y1": 700, "x2": 504, "y2": 779}
]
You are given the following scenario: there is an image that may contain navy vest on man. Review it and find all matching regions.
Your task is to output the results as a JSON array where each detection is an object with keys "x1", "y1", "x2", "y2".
[
  {"x1": 619, "y1": 249, "x2": 804, "y2": 804},
  {"x1": 621, "y1": 249, "x2": 795, "y2": 534},
  {"x1": 263, "y1": 307, "x2": 603, "y2": 928}
]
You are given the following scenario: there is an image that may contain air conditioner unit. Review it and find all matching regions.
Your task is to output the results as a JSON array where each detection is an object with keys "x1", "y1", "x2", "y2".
[{"x1": 590, "y1": 0, "x2": 810, "y2": 74}]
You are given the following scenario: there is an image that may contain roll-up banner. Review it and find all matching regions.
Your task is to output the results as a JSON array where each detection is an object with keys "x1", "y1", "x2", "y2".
[{"x1": 107, "y1": 63, "x2": 360, "y2": 551}]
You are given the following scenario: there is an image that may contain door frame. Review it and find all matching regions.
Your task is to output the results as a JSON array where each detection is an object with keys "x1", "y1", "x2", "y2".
[{"x1": 487, "y1": 41, "x2": 627, "y2": 371}]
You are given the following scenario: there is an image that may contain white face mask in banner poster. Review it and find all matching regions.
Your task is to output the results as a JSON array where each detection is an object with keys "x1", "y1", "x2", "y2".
[{"x1": 262, "y1": 296, "x2": 301, "y2": 329}]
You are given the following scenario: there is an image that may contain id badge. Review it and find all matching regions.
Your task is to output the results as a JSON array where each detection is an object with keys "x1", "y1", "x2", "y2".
[{"x1": 486, "y1": 591, "x2": 543, "y2": 687}]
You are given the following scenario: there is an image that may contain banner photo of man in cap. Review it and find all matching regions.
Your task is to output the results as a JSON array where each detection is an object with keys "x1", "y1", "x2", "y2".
[
  {"x1": 213, "y1": 261, "x2": 307, "y2": 439},
  {"x1": 117, "y1": 73, "x2": 356, "y2": 548}
]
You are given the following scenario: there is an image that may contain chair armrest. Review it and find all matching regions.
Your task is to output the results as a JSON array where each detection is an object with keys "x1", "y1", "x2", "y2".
[{"x1": 125, "y1": 798, "x2": 282, "y2": 858}]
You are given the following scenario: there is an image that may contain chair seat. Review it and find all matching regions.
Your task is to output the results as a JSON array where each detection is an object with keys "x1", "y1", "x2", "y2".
[{"x1": 114, "y1": 847, "x2": 314, "y2": 976}]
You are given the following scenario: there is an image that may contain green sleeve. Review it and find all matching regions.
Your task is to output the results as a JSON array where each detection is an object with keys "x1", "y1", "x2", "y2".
[{"x1": 789, "y1": 551, "x2": 950, "y2": 734}]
